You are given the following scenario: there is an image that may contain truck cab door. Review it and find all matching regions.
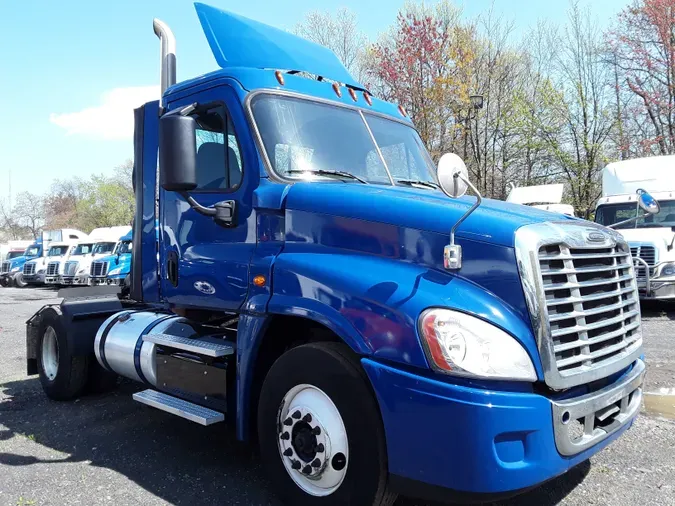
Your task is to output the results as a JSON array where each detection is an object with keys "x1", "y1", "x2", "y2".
[{"x1": 159, "y1": 83, "x2": 257, "y2": 311}]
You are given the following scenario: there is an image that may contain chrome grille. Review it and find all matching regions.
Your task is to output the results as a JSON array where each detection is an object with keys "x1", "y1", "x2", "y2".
[
  {"x1": 0, "y1": 261, "x2": 9, "y2": 274},
  {"x1": 46, "y1": 262, "x2": 60, "y2": 276},
  {"x1": 630, "y1": 244, "x2": 657, "y2": 279},
  {"x1": 90, "y1": 261, "x2": 108, "y2": 277},
  {"x1": 516, "y1": 222, "x2": 643, "y2": 390},
  {"x1": 23, "y1": 263, "x2": 36, "y2": 275},
  {"x1": 63, "y1": 261, "x2": 78, "y2": 276}
]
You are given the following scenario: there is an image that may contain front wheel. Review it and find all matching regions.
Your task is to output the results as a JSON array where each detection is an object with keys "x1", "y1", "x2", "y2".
[
  {"x1": 258, "y1": 342, "x2": 396, "y2": 506},
  {"x1": 13, "y1": 272, "x2": 27, "y2": 288}
]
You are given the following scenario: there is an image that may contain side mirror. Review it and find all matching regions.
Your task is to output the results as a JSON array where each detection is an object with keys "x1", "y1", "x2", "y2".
[
  {"x1": 437, "y1": 153, "x2": 469, "y2": 198},
  {"x1": 638, "y1": 189, "x2": 660, "y2": 215},
  {"x1": 159, "y1": 111, "x2": 198, "y2": 192}
]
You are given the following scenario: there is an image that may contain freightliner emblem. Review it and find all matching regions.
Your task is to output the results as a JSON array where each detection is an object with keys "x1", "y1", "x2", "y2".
[
  {"x1": 194, "y1": 281, "x2": 216, "y2": 294},
  {"x1": 586, "y1": 231, "x2": 607, "y2": 243}
]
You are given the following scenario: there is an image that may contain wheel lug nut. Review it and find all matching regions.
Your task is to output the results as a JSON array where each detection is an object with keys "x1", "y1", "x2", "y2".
[
  {"x1": 292, "y1": 410, "x2": 301, "y2": 419},
  {"x1": 311, "y1": 426, "x2": 321, "y2": 436},
  {"x1": 316, "y1": 443, "x2": 324, "y2": 453},
  {"x1": 291, "y1": 460, "x2": 301, "y2": 470},
  {"x1": 302, "y1": 414, "x2": 312, "y2": 423},
  {"x1": 311, "y1": 458, "x2": 321, "y2": 468},
  {"x1": 283, "y1": 417, "x2": 293, "y2": 426},
  {"x1": 280, "y1": 432, "x2": 290, "y2": 440},
  {"x1": 302, "y1": 465, "x2": 312, "y2": 475},
  {"x1": 283, "y1": 448, "x2": 293, "y2": 457}
]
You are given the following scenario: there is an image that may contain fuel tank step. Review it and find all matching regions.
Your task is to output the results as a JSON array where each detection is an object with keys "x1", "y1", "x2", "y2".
[
  {"x1": 143, "y1": 333, "x2": 235, "y2": 357},
  {"x1": 132, "y1": 389, "x2": 225, "y2": 426}
]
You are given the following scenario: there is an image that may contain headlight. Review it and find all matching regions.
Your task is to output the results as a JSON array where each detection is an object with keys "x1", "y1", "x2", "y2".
[
  {"x1": 659, "y1": 262, "x2": 675, "y2": 277},
  {"x1": 419, "y1": 308, "x2": 537, "y2": 381},
  {"x1": 11, "y1": 267, "x2": 20, "y2": 272},
  {"x1": 107, "y1": 268, "x2": 121, "y2": 276},
  {"x1": 77, "y1": 268, "x2": 87, "y2": 274},
  {"x1": 37, "y1": 269, "x2": 45, "y2": 274}
]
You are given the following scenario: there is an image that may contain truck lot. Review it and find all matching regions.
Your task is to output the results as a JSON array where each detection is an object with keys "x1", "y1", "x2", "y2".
[{"x1": 0, "y1": 287, "x2": 673, "y2": 506}]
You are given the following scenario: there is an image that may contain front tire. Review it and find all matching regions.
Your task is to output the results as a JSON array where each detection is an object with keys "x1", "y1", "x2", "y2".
[
  {"x1": 14, "y1": 272, "x2": 27, "y2": 288},
  {"x1": 258, "y1": 342, "x2": 396, "y2": 506},
  {"x1": 37, "y1": 308, "x2": 89, "y2": 401}
]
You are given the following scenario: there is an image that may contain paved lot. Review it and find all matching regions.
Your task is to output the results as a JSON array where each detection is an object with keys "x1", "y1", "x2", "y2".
[{"x1": 0, "y1": 287, "x2": 673, "y2": 506}]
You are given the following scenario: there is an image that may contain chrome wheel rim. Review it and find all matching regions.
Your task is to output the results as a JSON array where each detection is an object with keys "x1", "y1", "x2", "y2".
[
  {"x1": 42, "y1": 326, "x2": 59, "y2": 381},
  {"x1": 277, "y1": 384, "x2": 349, "y2": 497}
]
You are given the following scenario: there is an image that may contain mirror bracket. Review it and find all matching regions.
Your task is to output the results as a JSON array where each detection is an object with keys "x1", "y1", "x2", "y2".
[
  {"x1": 442, "y1": 171, "x2": 482, "y2": 270},
  {"x1": 179, "y1": 192, "x2": 237, "y2": 228}
]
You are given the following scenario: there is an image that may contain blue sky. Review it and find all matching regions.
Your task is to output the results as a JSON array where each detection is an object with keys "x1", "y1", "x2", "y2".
[{"x1": 0, "y1": 0, "x2": 627, "y2": 200}]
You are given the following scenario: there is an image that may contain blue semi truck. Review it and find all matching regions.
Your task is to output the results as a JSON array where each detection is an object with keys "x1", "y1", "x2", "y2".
[
  {"x1": 0, "y1": 239, "x2": 42, "y2": 287},
  {"x1": 25, "y1": 4, "x2": 648, "y2": 504},
  {"x1": 88, "y1": 230, "x2": 133, "y2": 286}
]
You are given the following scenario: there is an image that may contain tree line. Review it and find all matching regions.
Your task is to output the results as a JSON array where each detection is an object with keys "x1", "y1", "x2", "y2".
[
  {"x1": 0, "y1": 160, "x2": 134, "y2": 241},
  {"x1": 297, "y1": 0, "x2": 674, "y2": 218}
]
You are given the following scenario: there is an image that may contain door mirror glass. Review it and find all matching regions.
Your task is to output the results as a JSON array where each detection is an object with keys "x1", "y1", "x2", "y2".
[
  {"x1": 437, "y1": 153, "x2": 469, "y2": 198},
  {"x1": 638, "y1": 190, "x2": 660, "y2": 215},
  {"x1": 159, "y1": 113, "x2": 198, "y2": 192}
]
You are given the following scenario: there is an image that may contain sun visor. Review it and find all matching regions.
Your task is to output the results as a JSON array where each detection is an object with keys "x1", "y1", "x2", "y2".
[{"x1": 194, "y1": 3, "x2": 362, "y2": 88}]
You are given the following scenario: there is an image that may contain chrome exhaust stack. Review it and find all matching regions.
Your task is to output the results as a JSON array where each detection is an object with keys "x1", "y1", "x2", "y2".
[{"x1": 153, "y1": 18, "x2": 176, "y2": 95}]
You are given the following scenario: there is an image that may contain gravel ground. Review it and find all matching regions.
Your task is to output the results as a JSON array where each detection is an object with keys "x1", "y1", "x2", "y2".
[{"x1": 0, "y1": 287, "x2": 673, "y2": 506}]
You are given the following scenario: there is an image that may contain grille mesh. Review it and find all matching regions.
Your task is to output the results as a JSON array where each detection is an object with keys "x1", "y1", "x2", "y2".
[
  {"x1": 538, "y1": 244, "x2": 641, "y2": 377},
  {"x1": 63, "y1": 261, "x2": 78, "y2": 276},
  {"x1": 0, "y1": 261, "x2": 9, "y2": 274},
  {"x1": 46, "y1": 262, "x2": 59, "y2": 276},
  {"x1": 23, "y1": 263, "x2": 36, "y2": 275},
  {"x1": 90, "y1": 261, "x2": 108, "y2": 277},
  {"x1": 630, "y1": 245, "x2": 656, "y2": 279}
]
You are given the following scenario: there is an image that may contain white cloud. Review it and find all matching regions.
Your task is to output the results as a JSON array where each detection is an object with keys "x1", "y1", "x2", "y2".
[{"x1": 50, "y1": 86, "x2": 160, "y2": 140}]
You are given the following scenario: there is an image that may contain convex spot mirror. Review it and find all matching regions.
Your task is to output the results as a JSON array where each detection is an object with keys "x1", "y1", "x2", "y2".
[
  {"x1": 437, "y1": 153, "x2": 469, "y2": 198},
  {"x1": 638, "y1": 190, "x2": 660, "y2": 215},
  {"x1": 159, "y1": 111, "x2": 198, "y2": 192}
]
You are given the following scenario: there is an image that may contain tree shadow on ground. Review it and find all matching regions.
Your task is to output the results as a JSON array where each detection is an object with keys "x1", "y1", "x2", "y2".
[{"x1": 0, "y1": 377, "x2": 589, "y2": 506}]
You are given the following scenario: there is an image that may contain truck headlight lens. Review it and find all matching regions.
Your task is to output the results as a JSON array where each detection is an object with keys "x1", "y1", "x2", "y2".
[
  {"x1": 37, "y1": 269, "x2": 45, "y2": 274},
  {"x1": 11, "y1": 267, "x2": 19, "y2": 272},
  {"x1": 77, "y1": 268, "x2": 87, "y2": 274},
  {"x1": 108, "y1": 268, "x2": 121, "y2": 276},
  {"x1": 419, "y1": 309, "x2": 537, "y2": 381},
  {"x1": 660, "y1": 263, "x2": 675, "y2": 277}
]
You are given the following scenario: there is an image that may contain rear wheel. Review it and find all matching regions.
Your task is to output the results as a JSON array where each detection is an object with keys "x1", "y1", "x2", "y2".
[
  {"x1": 37, "y1": 308, "x2": 89, "y2": 401},
  {"x1": 258, "y1": 342, "x2": 396, "y2": 506}
]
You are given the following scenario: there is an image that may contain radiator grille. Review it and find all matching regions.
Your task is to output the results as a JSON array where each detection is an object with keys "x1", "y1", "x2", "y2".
[
  {"x1": 0, "y1": 261, "x2": 9, "y2": 274},
  {"x1": 90, "y1": 261, "x2": 108, "y2": 277},
  {"x1": 23, "y1": 263, "x2": 36, "y2": 275},
  {"x1": 46, "y1": 262, "x2": 60, "y2": 277},
  {"x1": 63, "y1": 261, "x2": 78, "y2": 276},
  {"x1": 630, "y1": 244, "x2": 657, "y2": 279},
  {"x1": 516, "y1": 223, "x2": 643, "y2": 390}
]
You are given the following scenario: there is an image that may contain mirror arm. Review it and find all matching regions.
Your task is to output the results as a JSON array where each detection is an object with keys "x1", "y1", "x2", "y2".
[
  {"x1": 608, "y1": 212, "x2": 649, "y2": 229},
  {"x1": 449, "y1": 173, "x2": 482, "y2": 247}
]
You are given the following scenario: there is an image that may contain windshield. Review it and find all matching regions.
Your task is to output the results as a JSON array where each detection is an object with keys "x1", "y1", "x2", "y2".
[
  {"x1": 47, "y1": 245, "x2": 69, "y2": 257},
  {"x1": 93, "y1": 242, "x2": 115, "y2": 255},
  {"x1": 251, "y1": 94, "x2": 436, "y2": 185},
  {"x1": 7, "y1": 251, "x2": 24, "y2": 259},
  {"x1": 24, "y1": 246, "x2": 39, "y2": 257},
  {"x1": 115, "y1": 240, "x2": 132, "y2": 255},
  {"x1": 72, "y1": 243, "x2": 94, "y2": 256},
  {"x1": 595, "y1": 200, "x2": 675, "y2": 229}
]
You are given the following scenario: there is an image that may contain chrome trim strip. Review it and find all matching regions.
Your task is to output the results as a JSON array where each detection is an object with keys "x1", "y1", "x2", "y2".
[
  {"x1": 514, "y1": 221, "x2": 643, "y2": 390},
  {"x1": 551, "y1": 359, "x2": 645, "y2": 456}
]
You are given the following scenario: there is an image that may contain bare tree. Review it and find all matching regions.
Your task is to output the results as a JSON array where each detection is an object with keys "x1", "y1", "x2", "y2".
[{"x1": 12, "y1": 192, "x2": 45, "y2": 239}]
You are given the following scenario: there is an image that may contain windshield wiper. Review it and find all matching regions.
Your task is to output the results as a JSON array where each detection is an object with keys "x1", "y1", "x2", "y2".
[
  {"x1": 396, "y1": 179, "x2": 438, "y2": 189},
  {"x1": 286, "y1": 169, "x2": 369, "y2": 184}
]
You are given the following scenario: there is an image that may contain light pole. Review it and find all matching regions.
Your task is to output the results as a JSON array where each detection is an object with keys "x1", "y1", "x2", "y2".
[{"x1": 463, "y1": 94, "x2": 484, "y2": 159}]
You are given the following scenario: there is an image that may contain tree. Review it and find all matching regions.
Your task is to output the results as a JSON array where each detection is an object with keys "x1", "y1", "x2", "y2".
[
  {"x1": 295, "y1": 9, "x2": 367, "y2": 82},
  {"x1": 608, "y1": 0, "x2": 675, "y2": 155},
  {"x1": 12, "y1": 192, "x2": 45, "y2": 239}
]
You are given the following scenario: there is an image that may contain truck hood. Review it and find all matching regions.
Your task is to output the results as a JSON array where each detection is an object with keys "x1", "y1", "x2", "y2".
[
  {"x1": 615, "y1": 227, "x2": 675, "y2": 251},
  {"x1": 283, "y1": 183, "x2": 577, "y2": 247}
]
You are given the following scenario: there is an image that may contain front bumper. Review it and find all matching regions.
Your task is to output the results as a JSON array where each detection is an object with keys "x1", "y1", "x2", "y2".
[
  {"x1": 362, "y1": 358, "x2": 644, "y2": 497},
  {"x1": 89, "y1": 276, "x2": 108, "y2": 286},
  {"x1": 59, "y1": 275, "x2": 89, "y2": 286},
  {"x1": 45, "y1": 276, "x2": 61, "y2": 284},
  {"x1": 23, "y1": 273, "x2": 45, "y2": 284},
  {"x1": 633, "y1": 258, "x2": 675, "y2": 299}
]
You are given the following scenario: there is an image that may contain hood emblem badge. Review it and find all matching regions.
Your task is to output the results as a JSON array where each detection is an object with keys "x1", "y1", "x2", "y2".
[
  {"x1": 194, "y1": 281, "x2": 216, "y2": 295},
  {"x1": 586, "y1": 231, "x2": 607, "y2": 243}
]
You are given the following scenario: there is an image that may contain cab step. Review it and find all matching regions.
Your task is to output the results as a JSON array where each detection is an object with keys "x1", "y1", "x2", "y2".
[
  {"x1": 143, "y1": 333, "x2": 235, "y2": 357},
  {"x1": 132, "y1": 389, "x2": 225, "y2": 426}
]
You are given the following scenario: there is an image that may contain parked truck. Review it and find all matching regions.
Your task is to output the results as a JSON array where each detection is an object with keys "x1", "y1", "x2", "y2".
[
  {"x1": 22, "y1": 229, "x2": 88, "y2": 287},
  {"x1": 507, "y1": 183, "x2": 576, "y2": 216},
  {"x1": 0, "y1": 240, "x2": 41, "y2": 287},
  {"x1": 104, "y1": 230, "x2": 133, "y2": 286},
  {"x1": 0, "y1": 240, "x2": 33, "y2": 262},
  {"x1": 595, "y1": 155, "x2": 675, "y2": 299},
  {"x1": 25, "y1": 5, "x2": 648, "y2": 505},
  {"x1": 60, "y1": 227, "x2": 132, "y2": 286},
  {"x1": 88, "y1": 229, "x2": 133, "y2": 286}
]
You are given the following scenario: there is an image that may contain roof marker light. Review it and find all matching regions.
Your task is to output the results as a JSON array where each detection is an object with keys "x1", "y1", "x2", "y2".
[
  {"x1": 364, "y1": 92, "x2": 372, "y2": 106},
  {"x1": 275, "y1": 70, "x2": 285, "y2": 86},
  {"x1": 348, "y1": 88, "x2": 357, "y2": 102},
  {"x1": 398, "y1": 104, "x2": 407, "y2": 117},
  {"x1": 332, "y1": 83, "x2": 342, "y2": 98}
]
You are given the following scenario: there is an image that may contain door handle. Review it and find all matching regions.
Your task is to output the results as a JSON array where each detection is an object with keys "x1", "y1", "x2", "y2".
[{"x1": 167, "y1": 250, "x2": 178, "y2": 287}]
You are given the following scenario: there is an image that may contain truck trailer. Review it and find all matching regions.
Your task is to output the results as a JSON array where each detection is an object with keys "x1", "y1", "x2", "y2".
[{"x1": 25, "y1": 5, "x2": 646, "y2": 505}]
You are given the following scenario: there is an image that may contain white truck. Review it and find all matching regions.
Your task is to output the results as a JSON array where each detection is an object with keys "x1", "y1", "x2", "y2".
[
  {"x1": 23, "y1": 229, "x2": 88, "y2": 287},
  {"x1": 60, "y1": 226, "x2": 131, "y2": 286},
  {"x1": 44, "y1": 242, "x2": 80, "y2": 285},
  {"x1": 507, "y1": 183, "x2": 575, "y2": 216},
  {"x1": 595, "y1": 155, "x2": 675, "y2": 299}
]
